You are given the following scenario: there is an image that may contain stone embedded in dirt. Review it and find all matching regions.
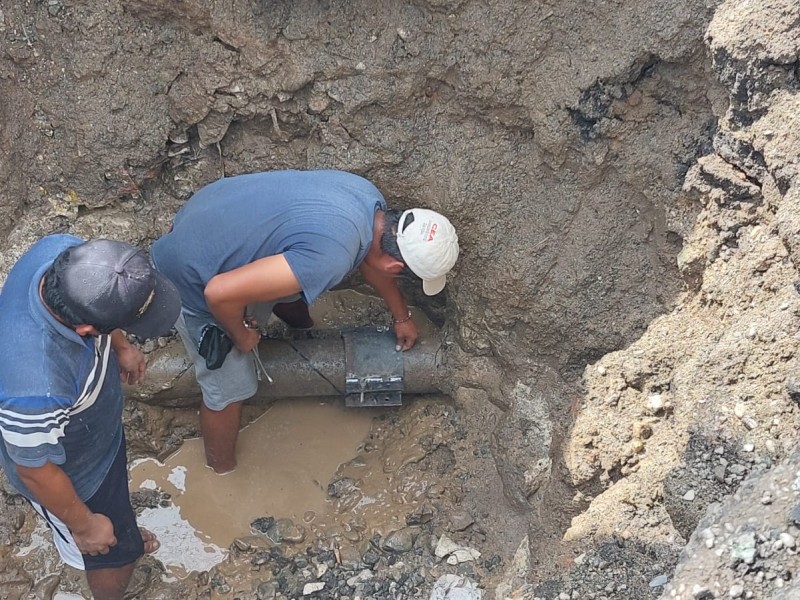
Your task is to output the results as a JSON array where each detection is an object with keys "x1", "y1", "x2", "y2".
[
  {"x1": 381, "y1": 527, "x2": 418, "y2": 553},
  {"x1": 256, "y1": 580, "x2": 279, "y2": 599},
  {"x1": 447, "y1": 547, "x2": 481, "y2": 565},
  {"x1": 251, "y1": 516, "x2": 275, "y2": 533},
  {"x1": 448, "y1": 508, "x2": 475, "y2": 532},
  {"x1": 730, "y1": 532, "x2": 757, "y2": 565},
  {"x1": 302, "y1": 581, "x2": 325, "y2": 595},
  {"x1": 346, "y1": 569, "x2": 373, "y2": 587},
  {"x1": 648, "y1": 574, "x2": 669, "y2": 587},
  {"x1": 406, "y1": 502, "x2": 435, "y2": 525},
  {"x1": 233, "y1": 537, "x2": 251, "y2": 551},
  {"x1": 788, "y1": 504, "x2": 800, "y2": 526},
  {"x1": 327, "y1": 477, "x2": 358, "y2": 498},
  {"x1": 645, "y1": 393, "x2": 665, "y2": 414},
  {"x1": 264, "y1": 518, "x2": 306, "y2": 544},
  {"x1": 429, "y1": 574, "x2": 483, "y2": 600},
  {"x1": 435, "y1": 535, "x2": 461, "y2": 558}
]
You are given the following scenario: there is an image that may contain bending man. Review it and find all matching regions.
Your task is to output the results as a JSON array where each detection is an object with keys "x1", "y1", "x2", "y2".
[
  {"x1": 0, "y1": 236, "x2": 181, "y2": 600},
  {"x1": 151, "y1": 169, "x2": 459, "y2": 473}
]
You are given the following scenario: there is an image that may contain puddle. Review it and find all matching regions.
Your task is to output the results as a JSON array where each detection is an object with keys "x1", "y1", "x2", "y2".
[
  {"x1": 15, "y1": 519, "x2": 52, "y2": 559},
  {"x1": 129, "y1": 290, "x2": 444, "y2": 575},
  {"x1": 129, "y1": 398, "x2": 378, "y2": 573}
]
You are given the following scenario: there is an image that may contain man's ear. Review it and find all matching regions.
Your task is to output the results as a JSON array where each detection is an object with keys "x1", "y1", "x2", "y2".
[
  {"x1": 377, "y1": 253, "x2": 405, "y2": 274},
  {"x1": 74, "y1": 324, "x2": 101, "y2": 337}
]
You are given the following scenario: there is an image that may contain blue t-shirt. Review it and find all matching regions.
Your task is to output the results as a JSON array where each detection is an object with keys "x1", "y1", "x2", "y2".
[
  {"x1": 151, "y1": 170, "x2": 387, "y2": 317},
  {"x1": 0, "y1": 235, "x2": 123, "y2": 502}
]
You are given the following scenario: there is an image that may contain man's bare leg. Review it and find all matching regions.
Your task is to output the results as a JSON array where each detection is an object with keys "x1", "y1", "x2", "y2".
[
  {"x1": 272, "y1": 298, "x2": 314, "y2": 329},
  {"x1": 84, "y1": 529, "x2": 159, "y2": 600},
  {"x1": 86, "y1": 564, "x2": 136, "y2": 600},
  {"x1": 200, "y1": 401, "x2": 242, "y2": 473}
]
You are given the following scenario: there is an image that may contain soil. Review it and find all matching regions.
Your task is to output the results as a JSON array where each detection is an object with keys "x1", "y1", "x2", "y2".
[{"x1": 2, "y1": 0, "x2": 800, "y2": 599}]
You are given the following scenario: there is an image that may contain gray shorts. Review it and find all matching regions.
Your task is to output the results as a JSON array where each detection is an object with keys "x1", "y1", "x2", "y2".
[{"x1": 175, "y1": 296, "x2": 300, "y2": 411}]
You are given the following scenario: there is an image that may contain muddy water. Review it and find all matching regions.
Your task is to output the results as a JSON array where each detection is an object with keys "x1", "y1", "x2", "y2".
[
  {"x1": 129, "y1": 399, "x2": 448, "y2": 576},
  {"x1": 130, "y1": 399, "x2": 377, "y2": 567},
  {"x1": 129, "y1": 290, "x2": 444, "y2": 574}
]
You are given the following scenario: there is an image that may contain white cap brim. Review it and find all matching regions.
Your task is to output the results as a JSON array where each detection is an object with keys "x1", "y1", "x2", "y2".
[{"x1": 422, "y1": 275, "x2": 447, "y2": 296}]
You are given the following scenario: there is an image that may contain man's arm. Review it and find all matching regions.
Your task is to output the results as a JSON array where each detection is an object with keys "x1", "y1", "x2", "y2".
[
  {"x1": 204, "y1": 254, "x2": 303, "y2": 353},
  {"x1": 359, "y1": 261, "x2": 419, "y2": 351},
  {"x1": 17, "y1": 462, "x2": 116, "y2": 555}
]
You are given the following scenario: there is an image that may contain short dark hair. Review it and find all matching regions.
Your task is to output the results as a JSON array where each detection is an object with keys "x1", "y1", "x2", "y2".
[
  {"x1": 380, "y1": 209, "x2": 404, "y2": 262},
  {"x1": 380, "y1": 209, "x2": 420, "y2": 280},
  {"x1": 42, "y1": 249, "x2": 114, "y2": 333}
]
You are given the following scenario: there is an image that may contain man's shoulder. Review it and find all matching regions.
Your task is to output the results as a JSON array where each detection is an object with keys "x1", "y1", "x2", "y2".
[
  {"x1": 3, "y1": 234, "x2": 83, "y2": 287},
  {"x1": 0, "y1": 335, "x2": 82, "y2": 402},
  {"x1": 20, "y1": 234, "x2": 83, "y2": 261}
]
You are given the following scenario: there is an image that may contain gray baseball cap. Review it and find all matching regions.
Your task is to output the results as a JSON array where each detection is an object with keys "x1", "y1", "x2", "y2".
[{"x1": 58, "y1": 239, "x2": 181, "y2": 338}]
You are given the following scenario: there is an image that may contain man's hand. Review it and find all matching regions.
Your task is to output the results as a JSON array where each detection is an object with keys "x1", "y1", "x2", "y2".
[
  {"x1": 16, "y1": 462, "x2": 117, "y2": 557},
  {"x1": 394, "y1": 319, "x2": 418, "y2": 351},
  {"x1": 204, "y1": 253, "x2": 302, "y2": 351},
  {"x1": 111, "y1": 330, "x2": 146, "y2": 384},
  {"x1": 231, "y1": 326, "x2": 261, "y2": 354},
  {"x1": 72, "y1": 513, "x2": 117, "y2": 556},
  {"x1": 116, "y1": 343, "x2": 146, "y2": 385}
]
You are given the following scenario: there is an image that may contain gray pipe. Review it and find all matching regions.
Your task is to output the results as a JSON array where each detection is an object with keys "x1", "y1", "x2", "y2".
[{"x1": 132, "y1": 329, "x2": 444, "y2": 408}]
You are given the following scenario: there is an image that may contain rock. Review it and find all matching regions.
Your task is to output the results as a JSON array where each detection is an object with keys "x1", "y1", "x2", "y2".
[
  {"x1": 646, "y1": 394, "x2": 665, "y2": 414},
  {"x1": 429, "y1": 574, "x2": 483, "y2": 600},
  {"x1": 731, "y1": 532, "x2": 757, "y2": 565},
  {"x1": 256, "y1": 581, "x2": 279, "y2": 600},
  {"x1": 382, "y1": 527, "x2": 417, "y2": 553},
  {"x1": 196, "y1": 110, "x2": 233, "y2": 149},
  {"x1": 407, "y1": 502, "x2": 435, "y2": 525},
  {"x1": 346, "y1": 569, "x2": 374, "y2": 587},
  {"x1": 250, "y1": 516, "x2": 275, "y2": 534},
  {"x1": 327, "y1": 477, "x2": 358, "y2": 498},
  {"x1": 492, "y1": 381, "x2": 554, "y2": 510},
  {"x1": 264, "y1": 519, "x2": 306, "y2": 544},
  {"x1": 233, "y1": 537, "x2": 251, "y2": 551},
  {"x1": 447, "y1": 548, "x2": 481, "y2": 565},
  {"x1": 302, "y1": 582, "x2": 325, "y2": 595},
  {"x1": 448, "y1": 509, "x2": 475, "y2": 532},
  {"x1": 494, "y1": 535, "x2": 530, "y2": 600},
  {"x1": 649, "y1": 574, "x2": 668, "y2": 587},
  {"x1": 435, "y1": 535, "x2": 461, "y2": 558}
]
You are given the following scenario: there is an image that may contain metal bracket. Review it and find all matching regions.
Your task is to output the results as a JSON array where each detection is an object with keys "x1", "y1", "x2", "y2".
[{"x1": 343, "y1": 328, "x2": 404, "y2": 407}]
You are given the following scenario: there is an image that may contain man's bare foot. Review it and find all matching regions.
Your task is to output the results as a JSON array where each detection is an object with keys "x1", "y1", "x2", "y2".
[
  {"x1": 139, "y1": 528, "x2": 160, "y2": 554},
  {"x1": 205, "y1": 462, "x2": 236, "y2": 475}
]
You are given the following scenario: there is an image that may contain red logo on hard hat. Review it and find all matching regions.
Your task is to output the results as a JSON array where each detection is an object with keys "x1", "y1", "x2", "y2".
[{"x1": 428, "y1": 223, "x2": 438, "y2": 241}]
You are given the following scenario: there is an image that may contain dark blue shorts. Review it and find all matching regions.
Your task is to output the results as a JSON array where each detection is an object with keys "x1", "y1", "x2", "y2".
[{"x1": 32, "y1": 436, "x2": 144, "y2": 570}]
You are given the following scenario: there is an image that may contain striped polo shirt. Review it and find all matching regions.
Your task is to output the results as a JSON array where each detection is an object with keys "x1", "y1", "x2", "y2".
[{"x1": 0, "y1": 235, "x2": 123, "y2": 502}]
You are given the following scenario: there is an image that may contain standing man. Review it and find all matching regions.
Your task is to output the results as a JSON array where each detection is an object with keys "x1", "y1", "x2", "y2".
[
  {"x1": 152, "y1": 169, "x2": 459, "y2": 474},
  {"x1": 0, "y1": 235, "x2": 181, "y2": 600}
]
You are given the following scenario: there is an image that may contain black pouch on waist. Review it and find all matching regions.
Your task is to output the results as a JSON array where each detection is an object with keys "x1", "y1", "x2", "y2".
[{"x1": 197, "y1": 324, "x2": 233, "y2": 370}]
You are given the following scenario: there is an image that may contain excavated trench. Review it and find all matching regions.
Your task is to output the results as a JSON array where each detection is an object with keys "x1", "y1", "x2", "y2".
[{"x1": 4, "y1": 0, "x2": 800, "y2": 599}]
